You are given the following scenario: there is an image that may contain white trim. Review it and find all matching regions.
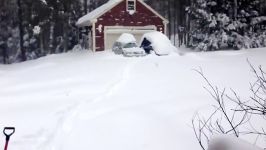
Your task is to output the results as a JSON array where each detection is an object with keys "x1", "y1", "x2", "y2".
[
  {"x1": 104, "y1": 26, "x2": 107, "y2": 51},
  {"x1": 126, "y1": 0, "x2": 136, "y2": 13},
  {"x1": 105, "y1": 25, "x2": 157, "y2": 30},
  {"x1": 104, "y1": 25, "x2": 157, "y2": 50},
  {"x1": 91, "y1": 19, "x2": 97, "y2": 24},
  {"x1": 92, "y1": 22, "x2": 96, "y2": 52},
  {"x1": 163, "y1": 21, "x2": 167, "y2": 34},
  {"x1": 106, "y1": 29, "x2": 156, "y2": 34}
]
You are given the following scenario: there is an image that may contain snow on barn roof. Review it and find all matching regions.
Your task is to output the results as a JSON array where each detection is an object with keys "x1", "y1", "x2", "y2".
[
  {"x1": 76, "y1": 0, "x2": 168, "y2": 27},
  {"x1": 116, "y1": 33, "x2": 136, "y2": 43},
  {"x1": 76, "y1": 0, "x2": 123, "y2": 27}
]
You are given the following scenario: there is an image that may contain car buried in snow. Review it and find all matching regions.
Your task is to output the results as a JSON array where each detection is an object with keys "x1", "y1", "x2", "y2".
[
  {"x1": 140, "y1": 31, "x2": 177, "y2": 56},
  {"x1": 112, "y1": 33, "x2": 146, "y2": 57}
]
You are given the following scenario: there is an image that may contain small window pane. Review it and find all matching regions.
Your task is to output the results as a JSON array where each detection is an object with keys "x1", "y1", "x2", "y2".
[{"x1": 128, "y1": 1, "x2": 135, "y2": 11}]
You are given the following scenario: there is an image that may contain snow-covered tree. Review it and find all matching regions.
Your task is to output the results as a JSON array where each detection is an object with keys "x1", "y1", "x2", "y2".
[
  {"x1": 187, "y1": 0, "x2": 266, "y2": 51},
  {"x1": 0, "y1": 0, "x2": 84, "y2": 63}
]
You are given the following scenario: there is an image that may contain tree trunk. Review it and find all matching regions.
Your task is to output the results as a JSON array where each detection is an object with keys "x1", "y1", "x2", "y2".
[
  {"x1": 84, "y1": 0, "x2": 88, "y2": 14},
  {"x1": 173, "y1": 0, "x2": 177, "y2": 46},
  {"x1": 1, "y1": 43, "x2": 8, "y2": 64},
  {"x1": 63, "y1": 2, "x2": 71, "y2": 52},
  {"x1": 40, "y1": 31, "x2": 44, "y2": 55},
  {"x1": 167, "y1": 0, "x2": 171, "y2": 38},
  {"x1": 63, "y1": 22, "x2": 69, "y2": 52},
  {"x1": 17, "y1": 0, "x2": 26, "y2": 61},
  {"x1": 234, "y1": 0, "x2": 238, "y2": 20},
  {"x1": 49, "y1": 22, "x2": 55, "y2": 54},
  {"x1": 185, "y1": 0, "x2": 192, "y2": 47}
]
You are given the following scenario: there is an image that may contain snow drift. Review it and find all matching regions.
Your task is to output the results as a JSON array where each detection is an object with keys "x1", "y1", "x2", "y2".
[
  {"x1": 141, "y1": 31, "x2": 178, "y2": 55},
  {"x1": 116, "y1": 33, "x2": 136, "y2": 43},
  {"x1": 0, "y1": 48, "x2": 265, "y2": 150}
]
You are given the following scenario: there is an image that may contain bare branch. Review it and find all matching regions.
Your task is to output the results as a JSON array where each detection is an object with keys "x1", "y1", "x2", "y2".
[{"x1": 192, "y1": 63, "x2": 266, "y2": 150}]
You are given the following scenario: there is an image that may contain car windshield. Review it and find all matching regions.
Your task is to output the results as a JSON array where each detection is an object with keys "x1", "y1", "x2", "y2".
[{"x1": 123, "y1": 43, "x2": 137, "y2": 48}]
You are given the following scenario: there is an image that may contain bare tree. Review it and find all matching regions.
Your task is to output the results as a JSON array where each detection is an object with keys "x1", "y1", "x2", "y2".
[
  {"x1": 232, "y1": 62, "x2": 266, "y2": 116},
  {"x1": 192, "y1": 63, "x2": 266, "y2": 150}
]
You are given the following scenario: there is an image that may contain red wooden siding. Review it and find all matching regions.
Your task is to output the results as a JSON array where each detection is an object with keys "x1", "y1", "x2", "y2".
[{"x1": 94, "y1": 0, "x2": 165, "y2": 51}]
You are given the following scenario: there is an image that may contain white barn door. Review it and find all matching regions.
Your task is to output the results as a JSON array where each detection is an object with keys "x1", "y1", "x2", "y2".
[
  {"x1": 105, "y1": 33, "x2": 122, "y2": 50},
  {"x1": 104, "y1": 26, "x2": 157, "y2": 50}
]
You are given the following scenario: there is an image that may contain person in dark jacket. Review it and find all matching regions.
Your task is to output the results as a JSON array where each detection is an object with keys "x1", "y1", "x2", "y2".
[{"x1": 140, "y1": 37, "x2": 152, "y2": 54}]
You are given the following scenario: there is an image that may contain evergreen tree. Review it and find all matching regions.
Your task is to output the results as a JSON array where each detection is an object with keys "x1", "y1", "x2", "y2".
[
  {"x1": 187, "y1": 0, "x2": 266, "y2": 51},
  {"x1": 1, "y1": 0, "x2": 266, "y2": 63}
]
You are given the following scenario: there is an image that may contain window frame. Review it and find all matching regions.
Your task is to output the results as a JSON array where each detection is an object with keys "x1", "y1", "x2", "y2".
[{"x1": 127, "y1": 0, "x2": 136, "y2": 12}]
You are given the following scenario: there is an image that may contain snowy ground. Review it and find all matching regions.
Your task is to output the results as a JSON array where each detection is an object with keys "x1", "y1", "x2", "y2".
[{"x1": 0, "y1": 48, "x2": 265, "y2": 150}]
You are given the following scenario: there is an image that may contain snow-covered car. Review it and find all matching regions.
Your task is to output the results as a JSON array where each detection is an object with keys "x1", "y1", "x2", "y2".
[
  {"x1": 121, "y1": 43, "x2": 146, "y2": 57},
  {"x1": 140, "y1": 31, "x2": 177, "y2": 56},
  {"x1": 112, "y1": 33, "x2": 146, "y2": 57}
]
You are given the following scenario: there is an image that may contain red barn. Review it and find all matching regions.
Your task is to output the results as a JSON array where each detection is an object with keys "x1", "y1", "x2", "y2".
[{"x1": 76, "y1": 0, "x2": 168, "y2": 52}]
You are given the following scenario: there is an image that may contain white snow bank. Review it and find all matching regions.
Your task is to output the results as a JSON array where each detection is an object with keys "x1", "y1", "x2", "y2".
[
  {"x1": 116, "y1": 33, "x2": 136, "y2": 43},
  {"x1": 208, "y1": 135, "x2": 263, "y2": 150},
  {"x1": 76, "y1": 0, "x2": 122, "y2": 26},
  {"x1": 0, "y1": 48, "x2": 266, "y2": 150},
  {"x1": 141, "y1": 31, "x2": 177, "y2": 55}
]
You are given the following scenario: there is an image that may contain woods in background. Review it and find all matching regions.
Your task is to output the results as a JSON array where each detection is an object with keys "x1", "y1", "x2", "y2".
[
  {"x1": 0, "y1": 0, "x2": 266, "y2": 64},
  {"x1": 144, "y1": 0, "x2": 266, "y2": 51},
  {"x1": 186, "y1": 0, "x2": 266, "y2": 51},
  {"x1": 0, "y1": 0, "x2": 83, "y2": 63},
  {"x1": 143, "y1": 0, "x2": 189, "y2": 47},
  {"x1": 0, "y1": 0, "x2": 110, "y2": 63}
]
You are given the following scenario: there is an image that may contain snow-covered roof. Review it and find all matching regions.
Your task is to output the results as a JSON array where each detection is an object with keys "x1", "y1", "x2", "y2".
[
  {"x1": 76, "y1": 0, "x2": 123, "y2": 27},
  {"x1": 76, "y1": 0, "x2": 168, "y2": 27},
  {"x1": 116, "y1": 33, "x2": 136, "y2": 43}
]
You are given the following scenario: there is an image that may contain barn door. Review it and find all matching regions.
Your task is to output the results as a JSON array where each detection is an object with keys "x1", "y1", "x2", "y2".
[
  {"x1": 105, "y1": 33, "x2": 122, "y2": 50},
  {"x1": 104, "y1": 26, "x2": 157, "y2": 50}
]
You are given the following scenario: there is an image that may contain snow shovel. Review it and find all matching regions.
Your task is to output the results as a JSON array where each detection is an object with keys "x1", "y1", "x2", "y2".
[{"x1": 3, "y1": 127, "x2": 15, "y2": 150}]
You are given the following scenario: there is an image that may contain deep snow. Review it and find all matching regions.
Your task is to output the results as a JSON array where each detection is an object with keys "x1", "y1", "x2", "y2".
[
  {"x1": 142, "y1": 31, "x2": 177, "y2": 55},
  {"x1": 116, "y1": 33, "x2": 136, "y2": 43},
  {"x1": 0, "y1": 48, "x2": 265, "y2": 150}
]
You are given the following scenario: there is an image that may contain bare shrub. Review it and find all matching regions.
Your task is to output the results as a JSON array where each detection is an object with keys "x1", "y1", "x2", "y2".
[{"x1": 192, "y1": 62, "x2": 266, "y2": 150}]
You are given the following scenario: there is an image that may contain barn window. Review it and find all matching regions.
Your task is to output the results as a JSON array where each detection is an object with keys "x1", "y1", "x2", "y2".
[{"x1": 127, "y1": 0, "x2": 136, "y2": 14}]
